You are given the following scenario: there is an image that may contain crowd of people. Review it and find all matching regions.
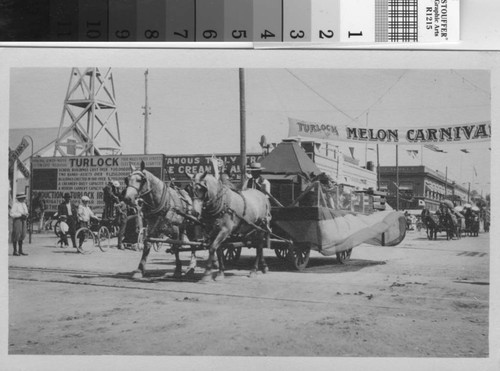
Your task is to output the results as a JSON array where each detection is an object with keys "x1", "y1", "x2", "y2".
[
  {"x1": 52, "y1": 179, "x2": 137, "y2": 252},
  {"x1": 8, "y1": 178, "x2": 139, "y2": 256},
  {"x1": 9, "y1": 162, "x2": 489, "y2": 256}
]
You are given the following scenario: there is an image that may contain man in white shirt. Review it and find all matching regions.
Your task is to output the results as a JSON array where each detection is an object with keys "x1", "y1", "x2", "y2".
[
  {"x1": 9, "y1": 193, "x2": 29, "y2": 256},
  {"x1": 242, "y1": 162, "x2": 271, "y2": 196},
  {"x1": 77, "y1": 196, "x2": 98, "y2": 249},
  {"x1": 77, "y1": 195, "x2": 97, "y2": 227}
]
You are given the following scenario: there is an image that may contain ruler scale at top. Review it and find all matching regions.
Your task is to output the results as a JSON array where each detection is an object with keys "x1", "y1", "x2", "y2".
[{"x1": 0, "y1": 0, "x2": 459, "y2": 43}]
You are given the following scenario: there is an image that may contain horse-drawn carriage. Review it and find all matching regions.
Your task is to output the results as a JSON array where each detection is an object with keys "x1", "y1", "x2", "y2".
[
  {"x1": 123, "y1": 161, "x2": 407, "y2": 280},
  {"x1": 420, "y1": 201, "x2": 475, "y2": 240}
]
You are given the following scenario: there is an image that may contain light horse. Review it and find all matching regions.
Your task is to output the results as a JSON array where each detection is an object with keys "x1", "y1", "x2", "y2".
[
  {"x1": 124, "y1": 161, "x2": 197, "y2": 279},
  {"x1": 189, "y1": 172, "x2": 271, "y2": 281}
]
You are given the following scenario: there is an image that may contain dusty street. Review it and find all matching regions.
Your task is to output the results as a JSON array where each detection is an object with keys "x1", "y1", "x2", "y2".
[{"x1": 8, "y1": 228, "x2": 489, "y2": 358}]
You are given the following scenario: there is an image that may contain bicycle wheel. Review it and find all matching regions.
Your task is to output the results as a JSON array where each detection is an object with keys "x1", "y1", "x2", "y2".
[
  {"x1": 53, "y1": 220, "x2": 61, "y2": 237},
  {"x1": 76, "y1": 227, "x2": 95, "y2": 254},
  {"x1": 98, "y1": 226, "x2": 111, "y2": 252}
]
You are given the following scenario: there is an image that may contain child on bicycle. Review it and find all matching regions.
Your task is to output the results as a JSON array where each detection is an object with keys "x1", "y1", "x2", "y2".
[{"x1": 57, "y1": 215, "x2": 70, "y2": 247}]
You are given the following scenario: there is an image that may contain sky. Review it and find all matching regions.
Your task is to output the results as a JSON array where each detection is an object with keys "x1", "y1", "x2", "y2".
[{"x1": 9, "y1": 67, "x2": 491, "y2": 195}]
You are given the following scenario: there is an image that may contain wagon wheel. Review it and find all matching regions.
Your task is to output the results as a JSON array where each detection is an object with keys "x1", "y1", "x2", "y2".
[
  {"x1": 336, "y1": 248, "x2": 352, "y2": 264},
  {"x1": 288, "y1": 243, "x2": 311, "y2": 271},
  {"x1": 223, "y1": 246, "x2": 242, "y2": 265},
  {"x1": 274, "y1": 246, "x2": 288, "y2": 260},
  {"x1": 97, "y1": 226, "x2": 111, "y2": 252}
]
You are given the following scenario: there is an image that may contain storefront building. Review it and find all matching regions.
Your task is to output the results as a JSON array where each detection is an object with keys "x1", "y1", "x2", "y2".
[{"x1": 379, "y1": 165, "x2": 470, "y2": 211}]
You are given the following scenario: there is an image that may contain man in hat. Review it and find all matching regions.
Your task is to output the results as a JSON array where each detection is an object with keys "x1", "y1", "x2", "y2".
[
  {"x1": 103, "y1": 180, "x2": 120, "y2": 219},
  {"x1": 242, "y1": 162, "x2": 271, "y2": 196},
  {"x1": 9, "y1": 193, "x2": 29, "y2": 256},
  {"x1": 57, "y1": 192, "x2": 78, "y2": 249},
  {"x1": 77, "y1": 195, "x2": 98, "y2": 249}
]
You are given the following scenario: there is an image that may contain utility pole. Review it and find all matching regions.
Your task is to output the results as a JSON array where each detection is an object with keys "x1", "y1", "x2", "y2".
[
  {"x1": 396, "y1": 144, "x2": 399, "y2": 211},
  {"x1": 143, "y1": 69, "x2": 150, "y2": 155},
  {"x1": 376, "y1": 144, "x2": 380, "y2": 190},
  {"x1": 239, "y1": 68, "x2": 247, "y2": 188},
  {"x1": 444, "y1": 166, "x2": 448, "y2": 198}
]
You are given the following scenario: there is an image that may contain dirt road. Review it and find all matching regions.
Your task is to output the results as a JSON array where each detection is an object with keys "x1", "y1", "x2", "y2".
[{"x1": 8, "y1": 229, "x2": 489, "y2": 359}]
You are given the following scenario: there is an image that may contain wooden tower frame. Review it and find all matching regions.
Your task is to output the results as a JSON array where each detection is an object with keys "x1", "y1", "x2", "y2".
[{"x1": 54, "y1": 68, "x2": 122, "y2": 156}]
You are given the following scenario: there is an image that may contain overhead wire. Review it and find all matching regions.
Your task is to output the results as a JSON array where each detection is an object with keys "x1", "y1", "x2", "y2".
[
  {"x1": 285, "y1": 69, "x2": 356, "y2": 122},
  {"x1": 450, "y1": 70, "x2": 491, "y2": 98},
  {"x1": 351, "y1": 70, "x2": 408, "y2": 122}
]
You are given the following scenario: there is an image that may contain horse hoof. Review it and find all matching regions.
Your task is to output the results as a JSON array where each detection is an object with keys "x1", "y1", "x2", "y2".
[
  {"x1": 201, "y1": 274, "x2": 212, "y2": 283},
  {"x1": 215, "y1": 272, "x2": 225, "y2": 281},
  {"x1": 131, "y1": 271, "x2": 143, "y2": 279},
  {"x1": 185, "y1": 267, "x2": 196, "y2": 278},
  {"x1": 248, "y1": 270, "x2": 257, "y2": 278},
  {"x1": 173, "y1": 270, "x2": 182, "y2": 279},
  {"x1": 261, "y1": 266, "x2": 269, "y2": 274}
]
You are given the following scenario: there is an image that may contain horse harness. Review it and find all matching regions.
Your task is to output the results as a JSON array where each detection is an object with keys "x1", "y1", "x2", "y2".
[
  {"x1": 127, "y1": 171, "x2": 193, "y2": 237},
  {"x1": 194, "y1": 181, "x2": 255, "y2": 228}
]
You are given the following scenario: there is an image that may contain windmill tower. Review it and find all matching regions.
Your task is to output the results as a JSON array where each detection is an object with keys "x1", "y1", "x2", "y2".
[{"x1": 53, "y1": 68, "x2": 122, "y2": 156}]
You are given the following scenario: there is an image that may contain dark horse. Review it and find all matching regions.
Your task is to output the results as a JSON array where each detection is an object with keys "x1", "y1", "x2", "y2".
[
  {"x1": 189, "y1": 172, "x2": 271, "y2": 281},
  {"x1": 124, "y1": 161, "x2": 197, "y2": 279},
  {"x1": 421, "y1": 208, "x2": 455, "y2": 240}
]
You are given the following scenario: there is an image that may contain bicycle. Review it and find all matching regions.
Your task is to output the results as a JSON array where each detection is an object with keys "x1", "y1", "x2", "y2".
[{"x1": 75, "y1": 219, "x2": 111, "y2": 253}]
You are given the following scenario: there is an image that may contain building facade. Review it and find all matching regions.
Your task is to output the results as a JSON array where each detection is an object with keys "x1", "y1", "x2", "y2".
[{"x1": 379, "y1": 165, "x2": 471, "y2": 211}]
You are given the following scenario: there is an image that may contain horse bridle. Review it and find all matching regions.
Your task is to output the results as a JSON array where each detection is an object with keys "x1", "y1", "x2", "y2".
[
  {"x1": 126, "y1": 171, "x2": 156, "y2": 209},
  {"x1": 191, "y1": 179, "x2": 228, "y2": 219}
]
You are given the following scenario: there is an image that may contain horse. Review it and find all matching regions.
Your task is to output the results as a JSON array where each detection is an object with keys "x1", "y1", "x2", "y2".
[
  {"x1": 124, "y1": 161, "x2": 198, "y2": 279},
  {"x1": 421, "y1": 209, "x2": 439, "y2": 240},
  {"x1": 467, "y1": 214, "x2": 480, "y2": 237},
  {"x1": 188, "y1": 172, "x2": 271, "y2": 281},
  {"x1": 422, "y1": 208, "x2": 456, "y2": 240}
]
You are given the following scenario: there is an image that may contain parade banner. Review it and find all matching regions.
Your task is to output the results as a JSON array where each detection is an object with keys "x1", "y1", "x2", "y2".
[{"x1": 288, "y1": 117, "x2": 491, "y2": 145}]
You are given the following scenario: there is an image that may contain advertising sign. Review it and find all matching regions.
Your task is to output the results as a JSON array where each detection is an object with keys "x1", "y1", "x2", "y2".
[
  {"x1": 32, "y1": 154, "x2": 164, "y2": 213},
  {"x1": 165, "y1": 153, "x2": 261, "y2": 182},
  {"x1": 9, "y1": 138, "x2": 30, "y2": 168}
]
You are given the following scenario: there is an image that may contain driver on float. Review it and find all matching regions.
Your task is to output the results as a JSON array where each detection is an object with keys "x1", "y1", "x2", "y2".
[{"x1": 242, "y1": 162, "x2": 271, "y2": 196}]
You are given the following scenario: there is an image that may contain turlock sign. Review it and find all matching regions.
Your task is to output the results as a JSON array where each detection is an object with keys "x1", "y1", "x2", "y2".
[
  {"x1": 32, "y1": 153, "x2": 260, "y2": 213},
  {"x1": 288, "y1": 117, "x2": 491, "y2": 145},
  {"x1": 32, "y1": 154, "x2": 165, "y2": 213}
]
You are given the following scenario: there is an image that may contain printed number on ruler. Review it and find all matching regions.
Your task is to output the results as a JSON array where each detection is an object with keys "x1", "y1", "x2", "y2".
[
  {"x1": 145, "y1": 30, "x2": 160, "y2": 39},
  {"x1": 86, "y1": 21, "x2": 102, "y2": 39},
  {"x1": 289, "y1": 30, "x2": 305, "y2": 39},
  {"x1": 319, "y1": 30, "x2": 334, "y2": 39},
  {"x1": 174, "y1": 30, "x2": 189, "y2": 39},
  {"x1": 202, "y1": 30, "x2": 218, "y2": 40},
  {"x1": 115, "y1": 30, "x2": 131, "y2": 39},
  {"x1": 260, "y1": 30, "x2": 276, "y2": 40}
]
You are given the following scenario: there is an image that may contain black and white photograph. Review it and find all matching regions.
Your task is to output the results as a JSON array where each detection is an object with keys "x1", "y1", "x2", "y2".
[{"x1": 1, "y1": 49, "x2": 499, "y2": 370}]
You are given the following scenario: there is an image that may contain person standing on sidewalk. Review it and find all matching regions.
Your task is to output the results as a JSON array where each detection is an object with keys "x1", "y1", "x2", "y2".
[
  {"x1": 9, "y1": 193, "x2": 29, "y2": 256},
  {"x1": 57, "y1": 192, "x2": 78, "y2": 249},
  {"x1": 32, "y1": 192, "x2": 46, "y2": 233}
]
